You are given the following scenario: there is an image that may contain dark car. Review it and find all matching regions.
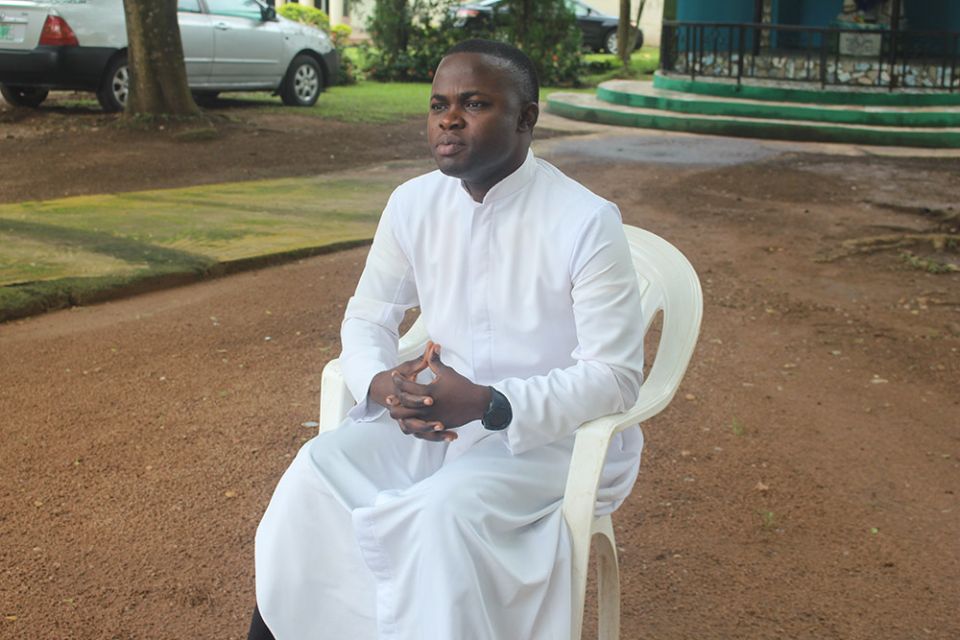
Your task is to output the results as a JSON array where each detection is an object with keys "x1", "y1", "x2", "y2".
[{"x1": 450, "y1": 0, "x2": 641, "y2": 54}]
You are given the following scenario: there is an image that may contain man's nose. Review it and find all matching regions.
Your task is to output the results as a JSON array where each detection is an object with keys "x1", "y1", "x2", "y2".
[{"x1": 439, "y1": 106, "x2": 464, "y2": 130}]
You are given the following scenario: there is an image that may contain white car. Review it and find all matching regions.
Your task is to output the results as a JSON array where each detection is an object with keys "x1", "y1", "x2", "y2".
[{"x1": 0, "y1": 0, "x2": 338, "y2": 111}]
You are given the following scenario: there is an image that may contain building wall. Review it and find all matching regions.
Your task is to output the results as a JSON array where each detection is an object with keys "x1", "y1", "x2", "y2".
[
  {"x1": 676, "y1": 0, "x2": 754, "y2": 23},
  {"x1": 905, "y1": 0, "x2": 960, "y2": 31},
  {"x1": 772, "y1": 0, "x2": 842, "y2": 27}
]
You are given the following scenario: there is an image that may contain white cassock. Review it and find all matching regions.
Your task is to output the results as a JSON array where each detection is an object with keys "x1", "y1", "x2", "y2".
[{"x1": 255, "y1": 150, "x2": 646, "y2": 640}]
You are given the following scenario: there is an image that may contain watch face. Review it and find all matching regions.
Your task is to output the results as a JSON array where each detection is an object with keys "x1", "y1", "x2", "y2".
[
  {"x1": 483, "y1": 390, "x2": 512, "y2": 430},
  {"x1": 485, "y1": 406, "x2": 511, "y2": 430}
]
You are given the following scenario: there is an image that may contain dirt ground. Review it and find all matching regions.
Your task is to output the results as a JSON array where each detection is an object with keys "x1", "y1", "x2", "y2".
[{"x1": 1, "y1": 94, "x2": 959, "y2": 640}]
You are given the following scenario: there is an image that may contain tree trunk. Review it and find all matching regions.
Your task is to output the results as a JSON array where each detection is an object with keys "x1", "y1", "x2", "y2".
[
  {"x1": 121, "y1": 0, "x2": 199, "y2": 117},
  {"x1": 635, "y1": 0, "x2": 647, "y2": 30},
  {"x1": 618, "y1": 0, "x2": 631, "y2": 66},
  {"x1": 519, "y1": 0, "x2": 531, "y2": 46}
]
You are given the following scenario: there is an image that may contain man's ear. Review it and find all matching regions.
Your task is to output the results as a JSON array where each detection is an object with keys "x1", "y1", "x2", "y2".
[{"x1": 517, "y1": 102, "x2": 539, "y2": 133}]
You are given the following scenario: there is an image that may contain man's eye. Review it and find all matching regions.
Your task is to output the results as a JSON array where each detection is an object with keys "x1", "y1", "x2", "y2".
[
  {"x1": 430, "y1": 103, "x2": 446, "y2": 112},
  {"x1": 465, "y1": 101, "x2": 485, "y2": 109}
]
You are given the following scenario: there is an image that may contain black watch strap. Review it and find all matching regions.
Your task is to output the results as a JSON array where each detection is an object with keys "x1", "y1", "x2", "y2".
[{"x1": 482, "y1": 387, "x2": 512, "y2": 431}]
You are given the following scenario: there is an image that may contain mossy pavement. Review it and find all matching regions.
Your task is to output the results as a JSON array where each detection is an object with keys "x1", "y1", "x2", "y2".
[{"x1": 0, "y1": 160, "x2": 432, "y2": 323}]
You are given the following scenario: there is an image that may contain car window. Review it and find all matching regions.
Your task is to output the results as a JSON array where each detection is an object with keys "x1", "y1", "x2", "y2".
[
  {"x1": 205, "y1": 0, "x2": 264, "y2": 20},
  {"x1": 567, "y1": 1, "x2": 590, "y2": 17},
  {"x1": 177, "y1": 0, "x2": 202, "y2": 13}
]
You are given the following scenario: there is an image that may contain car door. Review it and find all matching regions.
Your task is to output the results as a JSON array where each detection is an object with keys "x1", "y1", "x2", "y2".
[
  {"x1": 177, "y1": 0, "x2": 213, "y2": 85},
  {"x1": 204, "y1": 0, "x2": 283, "y2": 88}
]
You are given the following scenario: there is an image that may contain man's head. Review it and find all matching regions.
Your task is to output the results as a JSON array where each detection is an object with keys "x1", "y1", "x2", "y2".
[{"x1": 428, "y1": 39, "x2": 540, "y2": 202}]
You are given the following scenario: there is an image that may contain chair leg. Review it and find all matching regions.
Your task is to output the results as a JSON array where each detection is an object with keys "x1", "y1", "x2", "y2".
[{"x1": 593, "y1": 518, "x2": 621, "y2": 640}]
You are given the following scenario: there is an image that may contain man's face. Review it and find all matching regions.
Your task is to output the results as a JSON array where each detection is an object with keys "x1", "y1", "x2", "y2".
[{"x1": 428, "y1": 52, "x2": 533, "y2": 198}]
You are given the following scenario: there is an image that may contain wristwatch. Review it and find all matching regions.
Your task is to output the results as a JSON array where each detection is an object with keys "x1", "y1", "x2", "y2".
[{"x1": 481, "y1": 387, "x2": 512, "y2": 431}]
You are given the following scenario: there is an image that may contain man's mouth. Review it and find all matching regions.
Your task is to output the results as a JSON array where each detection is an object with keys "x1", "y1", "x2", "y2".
[{"x1": 435, "y1": 139, "x2": 465, "y2": 157}]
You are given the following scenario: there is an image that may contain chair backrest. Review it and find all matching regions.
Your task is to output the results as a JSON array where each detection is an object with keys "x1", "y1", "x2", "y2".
[{"x1": 621, "y1": 225, "x2": 703, "y2": 424}]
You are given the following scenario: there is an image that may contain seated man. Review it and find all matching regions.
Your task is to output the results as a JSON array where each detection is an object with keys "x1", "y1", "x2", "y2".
[{"x1": 249, "y1": 38, "x2": 645, "y2": 640}]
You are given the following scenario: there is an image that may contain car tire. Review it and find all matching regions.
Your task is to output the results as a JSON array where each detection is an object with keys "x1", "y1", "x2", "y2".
[
  {"x1": 0, "y1": 84, "x2": 49, "y2": 108},
  {"x1": 280, "y1": 54, "x2": 323, "y2": 107},
  {"x1": 97, "y1": 54, "x2": 129, "y2": 113},
  {"x1": 605, "y1": 28, "x2": 641, "y2": 55}
]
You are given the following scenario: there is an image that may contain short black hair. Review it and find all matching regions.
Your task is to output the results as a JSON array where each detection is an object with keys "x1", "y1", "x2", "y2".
[{"x1": 444, "y1": 39, "x2": 539, "y2": 104}]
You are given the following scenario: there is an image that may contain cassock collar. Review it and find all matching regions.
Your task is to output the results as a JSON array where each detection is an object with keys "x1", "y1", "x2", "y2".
[{"x1": 460, "y1": 149, "x2": 536, "y2": 205}]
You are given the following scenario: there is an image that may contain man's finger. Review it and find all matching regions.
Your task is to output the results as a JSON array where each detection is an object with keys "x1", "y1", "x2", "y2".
[
  {"x1": 399, "y1": 418, "x2": 445, "y2": 434},
  {"x1": 427, "y1": 343, "x2": 445, "y2": 376},
  {"x1": 394, "y1": 356, "x2": 429, "y2": 380},
  {"x1": 389, "y1": 405, "x2": 430, "y2": 420},
  {"x1": 414, "y1": 431, "x2": 458, "y2": 442},
  {"x1": 395, "y1": 389, "x2": 434, "y2": 408},
  {"x1": 392, "y1": 375, "x2": 435, "y2": 398}
]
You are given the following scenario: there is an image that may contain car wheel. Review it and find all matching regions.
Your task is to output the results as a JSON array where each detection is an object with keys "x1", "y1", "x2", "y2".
[
  {"x1": 0, "y1": 84, "x2": 49, "y2": 108},
  {"x1": 280, "y1": 55, "x2": 323, "y2": 107},
  {"x1": 605, "y1": 29, "x2": 621, "y2": 55},
  {"x1": 605, "y1": 29, "x2": 640, "y2": 55},
  {"x1": 97, "y1": 54, "x2": 129, "y2": 112}
]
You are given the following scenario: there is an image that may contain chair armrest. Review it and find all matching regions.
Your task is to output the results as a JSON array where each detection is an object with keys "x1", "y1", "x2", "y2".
[
  {"x1": 561, "y1": 378, "x2": 684, "y2": 537},
  {"x1": 318, "y1": 358, "x2": 354, "y2": 433},
  {"x1": 397, "y1": 316, "x2": 430, "y2": 362}
]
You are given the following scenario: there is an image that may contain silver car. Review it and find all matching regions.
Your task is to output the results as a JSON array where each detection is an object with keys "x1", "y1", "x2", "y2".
[{"x1": 0, "y1": 0, "x2": 338, "y2": 111}]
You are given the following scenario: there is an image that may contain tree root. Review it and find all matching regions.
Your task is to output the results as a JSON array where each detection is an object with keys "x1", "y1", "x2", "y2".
[
  {"x1": 899, "y1": 251, "x2": 960, "y2": 274},
  {"x1": 816, "y1": 233, "x2": 960, "y2": 263},
  {"x1": 865, "y1": 201, "x2": 960, "y2": 227}
]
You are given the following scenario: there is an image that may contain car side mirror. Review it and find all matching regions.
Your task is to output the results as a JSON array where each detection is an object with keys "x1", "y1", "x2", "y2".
[{"x1": 262, "y1": 6, "x2": 277, "y2": 21}]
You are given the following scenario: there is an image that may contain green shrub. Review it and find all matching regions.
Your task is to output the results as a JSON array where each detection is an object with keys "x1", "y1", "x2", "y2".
[
  {"x1": 277, "y1": 3, "x2": 330, "y2": 31},
  {"x1": 364, "y1": 0, "x2": 582, "y2": 87},
  {"x1": 366, "y1": 0, "x2": 460, "y2": 82},
  {"x1": 499, "y1": 0, "x2": 582, "y2": 86},
  {"x1": 331, "y1": 24, "x2": 358, "y2": 84}
]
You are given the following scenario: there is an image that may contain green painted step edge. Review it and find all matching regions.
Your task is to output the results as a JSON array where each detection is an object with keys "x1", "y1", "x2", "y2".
[
  {"x1": 653, "y1": 72, "x2": 960, "y2": 107},
  {"x1": 546, "y1": 96, "x2": 960, "y2": 148},
  {"x1": 0, "y1": 237, "x2": 373, "y2": 324},
  {"x1": 598, "y1": 85, "x2": 960, "y2": 128}
]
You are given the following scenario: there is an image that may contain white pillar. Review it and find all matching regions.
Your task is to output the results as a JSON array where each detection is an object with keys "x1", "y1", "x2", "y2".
[
  {"x1": 301, "y1": 0, "x2": 316, "y2": 8},
  {"x1": 329, "y1": 0, "x2": 344, "y2": 25}
]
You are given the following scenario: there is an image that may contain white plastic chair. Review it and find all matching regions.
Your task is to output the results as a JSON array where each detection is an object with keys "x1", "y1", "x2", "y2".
[{"x1": 317, "y1": 224, "x2": 703, "y2": 640}]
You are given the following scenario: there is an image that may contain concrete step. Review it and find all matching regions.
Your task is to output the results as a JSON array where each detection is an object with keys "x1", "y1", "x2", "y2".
[
  {"x1": 598, "y1": 80, "x2": 960, "y2": 128},
  {"x1": 653, "y1": 73, "x2": 960, "y2": 107},
  {"x1": 546, "y1": 91, "x2": 960, "y2": 148}
]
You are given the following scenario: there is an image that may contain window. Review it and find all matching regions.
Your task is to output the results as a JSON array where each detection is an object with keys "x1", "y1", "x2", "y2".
[
  {"x1": 177, "y1": 0, "x2": 202, "y2": 13},
  {"x1": 205, "y1": 0, "x2": 265, "y2": 21},
  {"x1": 568, "y1": 1, "x2": 590, "y2": 18}
]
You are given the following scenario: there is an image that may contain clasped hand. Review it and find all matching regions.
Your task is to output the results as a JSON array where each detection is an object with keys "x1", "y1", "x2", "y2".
[{"x1": 370, "y1": 342, "x2": 490, "y2": 442}]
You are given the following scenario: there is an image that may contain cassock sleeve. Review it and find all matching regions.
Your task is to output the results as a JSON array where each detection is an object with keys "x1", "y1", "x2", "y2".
[
  {"x1": 495, "y1": 204, "x2": 645, "y2": 455},
  {"x1": 339, "y1": 193, "x2": 419, "y2": 422}
]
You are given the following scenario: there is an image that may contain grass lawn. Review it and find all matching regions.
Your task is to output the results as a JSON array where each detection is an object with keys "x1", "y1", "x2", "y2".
[
  {"x1": 233, "y1": 81, "x2": 596, "y2": 124},
  {"x1": 0, "y1": 166, "x2": 426, "y2": 322},
  {"x1": 581, "y1": 46, "x2": 660, "y2": 85}
]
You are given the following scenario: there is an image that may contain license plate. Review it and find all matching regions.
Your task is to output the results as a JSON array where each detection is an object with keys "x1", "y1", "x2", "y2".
[{"x1": 0, "y1": 23, "x2": 25, "y2": 44}]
